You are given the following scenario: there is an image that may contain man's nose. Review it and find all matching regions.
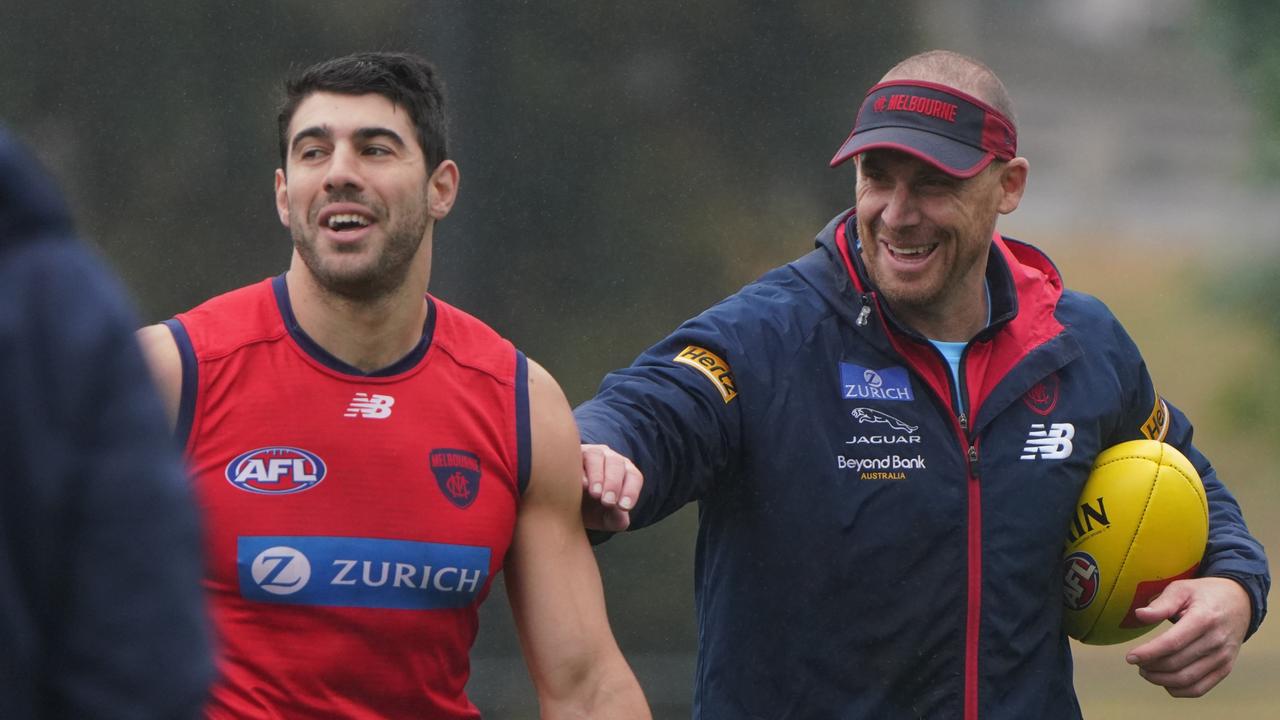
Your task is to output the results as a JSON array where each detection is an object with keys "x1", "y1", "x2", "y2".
[
  {"x1": 323, "y1": 145, "x2": 363, "y2": 192},
  {"x1": 881, "y1": 182, "x2": 920, "y2": 229}
]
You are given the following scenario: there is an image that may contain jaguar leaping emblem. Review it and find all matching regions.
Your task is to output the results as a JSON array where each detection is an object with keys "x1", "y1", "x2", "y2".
[{"x1": 851, "y1": 407, "x2": 917, "y2": 433}]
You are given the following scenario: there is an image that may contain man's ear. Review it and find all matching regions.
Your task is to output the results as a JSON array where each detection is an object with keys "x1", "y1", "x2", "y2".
[
  {"x1": 427, "y1": 160, "x2": 460, "y2": 220},
  {"x1": 997, "y1": 157, "x2": 1028, "y2": 215},
  {"x1": 274, "y1": 168, "x2": 290, "y2": 228}
]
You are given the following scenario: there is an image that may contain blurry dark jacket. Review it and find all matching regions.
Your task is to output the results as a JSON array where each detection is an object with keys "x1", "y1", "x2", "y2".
[{"x1": 0, "y1": 126, "x2": 211, "y2": 719}]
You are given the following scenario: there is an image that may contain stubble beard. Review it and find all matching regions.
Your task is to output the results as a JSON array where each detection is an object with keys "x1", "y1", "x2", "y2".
[
  {"x1": 858, "y1": 217, "x2": 990, "y2": 332},
  {"x1": 291, "y1": 193, "x2": 430, "y2": 303},
  {"x1": 859, "y1": 218, "x2": 961, "y2": 319}
]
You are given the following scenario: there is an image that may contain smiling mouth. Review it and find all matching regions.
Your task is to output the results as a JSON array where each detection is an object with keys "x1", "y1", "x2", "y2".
[
  {"x1": 886, "y1": 242, "x2": 938, "y2": 260},
  {"x1": 325, "y1": 213, "x2": 372, "y2": 232}
]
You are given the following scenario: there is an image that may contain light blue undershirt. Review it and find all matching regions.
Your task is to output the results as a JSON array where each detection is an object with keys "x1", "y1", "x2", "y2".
[{"x1": 927, "y1": 281, "x2": 992, "y2": 415}]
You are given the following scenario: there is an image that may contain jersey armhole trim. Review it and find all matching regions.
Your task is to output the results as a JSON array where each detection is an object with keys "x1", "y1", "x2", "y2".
[
  {"x1": 162, "y1": 318, "x2": 197, "y2": 449},
  {"x1": 515, "y1": 350, "x2": 531, "y2": 496}
]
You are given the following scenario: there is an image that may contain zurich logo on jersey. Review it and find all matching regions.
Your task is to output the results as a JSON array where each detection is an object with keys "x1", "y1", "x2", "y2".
[
  {"x1": 250, "y1": 545, "x2": 312, "y2": 595},
  {"x1": 225, "y1": 447, "x2": 326, "y2": 495},
  {"x1": 839, "y1": 363, "x2": 914, "y2": 402},
  {"x1": 238, "y1": 536, "x2": 491, "y2": 610}
]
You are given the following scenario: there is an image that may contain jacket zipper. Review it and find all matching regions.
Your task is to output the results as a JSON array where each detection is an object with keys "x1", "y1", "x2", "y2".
[
  {"x1": 957, "y1": 358, "x2": 980, "y2": 720},
  {"x1": 856, "y1": 295, "x2": 872, "y2": 326},
  {"x1": 964, "y1": 437, "x2": 981, "y2": 720},
  {"x1": 857, "y1": 285, "x2": 984, "y2": 718}
]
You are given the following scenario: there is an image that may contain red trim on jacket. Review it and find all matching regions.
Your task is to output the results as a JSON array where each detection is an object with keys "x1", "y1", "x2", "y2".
[{"x1": 965, "y1": 236, "x2": 1066, "y2": 422}]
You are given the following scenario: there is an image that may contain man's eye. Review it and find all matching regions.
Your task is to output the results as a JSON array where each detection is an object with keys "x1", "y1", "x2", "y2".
[
  {"x1": 364, "y1": 146, "x2": 391, "y2": 156},
  {"x1": 299, "y1": 147, "x2": 327, "y2": 160}
]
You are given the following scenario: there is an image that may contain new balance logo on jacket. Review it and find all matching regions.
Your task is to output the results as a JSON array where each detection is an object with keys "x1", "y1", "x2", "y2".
[{"x1": 1021, "y1": 422, "x2": 1075, "y2": 460}]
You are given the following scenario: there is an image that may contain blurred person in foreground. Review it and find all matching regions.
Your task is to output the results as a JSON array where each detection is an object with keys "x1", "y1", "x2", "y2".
[
  {"x1": 135, "y1": 52, "x2": 649, "y2": 719},
  {"x1": 576, "y1": 49, "x2": 1269, "y2": 718},
  {"x1": 0, "y1": 125, "x2": 211, "y2": 718}
]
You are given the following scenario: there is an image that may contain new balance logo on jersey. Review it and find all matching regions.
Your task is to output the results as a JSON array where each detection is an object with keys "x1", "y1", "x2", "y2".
[
  {"x1": 345, "y1": 392, "x2": 395, "y2": 419},
  {"x1": 1021, "y1": 422, "x2": 1075, "y2": 460}
]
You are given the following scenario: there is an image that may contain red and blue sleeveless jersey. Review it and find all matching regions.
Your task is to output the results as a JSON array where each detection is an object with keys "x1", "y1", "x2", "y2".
[{"x1": 166, "y1": 275, "x2": 530, "y2": 719}]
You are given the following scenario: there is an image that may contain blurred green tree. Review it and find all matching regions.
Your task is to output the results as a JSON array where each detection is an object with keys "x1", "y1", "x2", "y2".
[
  {"x1": 1202, "y1": 0, "x2": 1280, "y2": 179},
  {"x1": 1199, "y1": 0, "x2": 1280, "y2": 434}
]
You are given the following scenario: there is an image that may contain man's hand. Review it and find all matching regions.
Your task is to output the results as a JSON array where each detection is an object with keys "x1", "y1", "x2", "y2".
[
  {"x1": 580, "y1": 444, "x2": 643, "y2": 532},
  {"x1": 1125, "y1": 576, "x2": 1252, "y2": 697}
]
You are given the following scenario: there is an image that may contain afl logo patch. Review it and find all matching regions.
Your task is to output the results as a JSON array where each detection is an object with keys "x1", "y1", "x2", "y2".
[
  {"x1": 226, "y1": 447, "x2": 326, "y2": 495},
  {"x1": 1062, "y1": 551, "x2": 1099, "y2": 611},
  {"x1": 430, "y1": 449, "x2": 481, "y2": 509},
  {"x1": 1023, "y1": 373, "x2": 1060, "y2": 416}
]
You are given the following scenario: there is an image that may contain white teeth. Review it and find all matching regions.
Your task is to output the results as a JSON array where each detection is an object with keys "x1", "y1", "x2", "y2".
[
  {"x1": 892, "y1": 244, "x2": 935, "y2": 256},
  {"x1": 326, "y1": 213, "x2": 371, "y2": 230}
]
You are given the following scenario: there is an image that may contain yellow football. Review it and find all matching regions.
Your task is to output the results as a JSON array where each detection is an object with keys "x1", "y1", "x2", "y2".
[{"x1": 1061, "y1": 439, "x2": 1208, "y2": 645}]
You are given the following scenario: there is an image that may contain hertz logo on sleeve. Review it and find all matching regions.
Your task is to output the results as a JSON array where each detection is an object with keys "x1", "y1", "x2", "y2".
[
  {"x1": 1140, "y1": 396, "x2": 1170, "y2": 441},
  {"x1": 673, "y1": 345, "x2": 738, "y2": 403}
]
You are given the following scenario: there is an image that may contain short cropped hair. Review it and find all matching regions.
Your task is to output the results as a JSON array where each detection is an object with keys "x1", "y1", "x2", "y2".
[
  {"x1": 883, "y1": 50, "x2": 1017, "y2": 131},
  {"x1": 276, "y1": 52, "x2": 450, "y2": 171}
]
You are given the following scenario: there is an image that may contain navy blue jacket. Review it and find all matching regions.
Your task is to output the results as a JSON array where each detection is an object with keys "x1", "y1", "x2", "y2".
[
  {"x1": 576, "y1": 210, "x2": 1269, "y2": 719},
  {"x1": 0, "y1": 127, "x2": 212, "y2": 719}
]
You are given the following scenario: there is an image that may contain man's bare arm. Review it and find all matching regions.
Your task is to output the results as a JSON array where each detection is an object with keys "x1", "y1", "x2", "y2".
[
  {"x1": 504, "y1": 359, "x2": 650, "y2": 718},
  {"x1": 135, "y1": 324, "x2": 182, "y2": 430}
]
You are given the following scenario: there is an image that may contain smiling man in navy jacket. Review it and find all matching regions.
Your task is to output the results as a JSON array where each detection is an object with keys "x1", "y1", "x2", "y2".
[{"x1": 576, "y1": 50, "x2": 1269, "y2": 719}]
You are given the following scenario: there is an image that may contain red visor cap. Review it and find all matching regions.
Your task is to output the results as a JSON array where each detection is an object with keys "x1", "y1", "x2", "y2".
[{"x1": 830, "y1": 80, "x2": 1017, "y2": 178}]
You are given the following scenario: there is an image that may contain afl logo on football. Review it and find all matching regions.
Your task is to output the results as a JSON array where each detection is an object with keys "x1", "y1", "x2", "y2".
[
  {"x1": 1062, "y1": 551, "x2": 1100, "y2": 610},
  {"x1": 226, "y1": 447, "x2": 326, "y2": 495}
]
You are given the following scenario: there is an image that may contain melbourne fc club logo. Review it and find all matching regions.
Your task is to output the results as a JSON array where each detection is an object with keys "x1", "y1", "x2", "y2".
[
  {"x1": 430, "y1": 449, "x2": 482, "y2": 509},
  {"x1": 1023, "y1": 373, "x2": 1061, "y2": 416}
]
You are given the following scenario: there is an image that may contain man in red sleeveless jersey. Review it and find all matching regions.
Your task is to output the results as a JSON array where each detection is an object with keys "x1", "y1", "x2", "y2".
[{"x1": 136, "y1": 52, "x2": 650, "y2": 719}]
